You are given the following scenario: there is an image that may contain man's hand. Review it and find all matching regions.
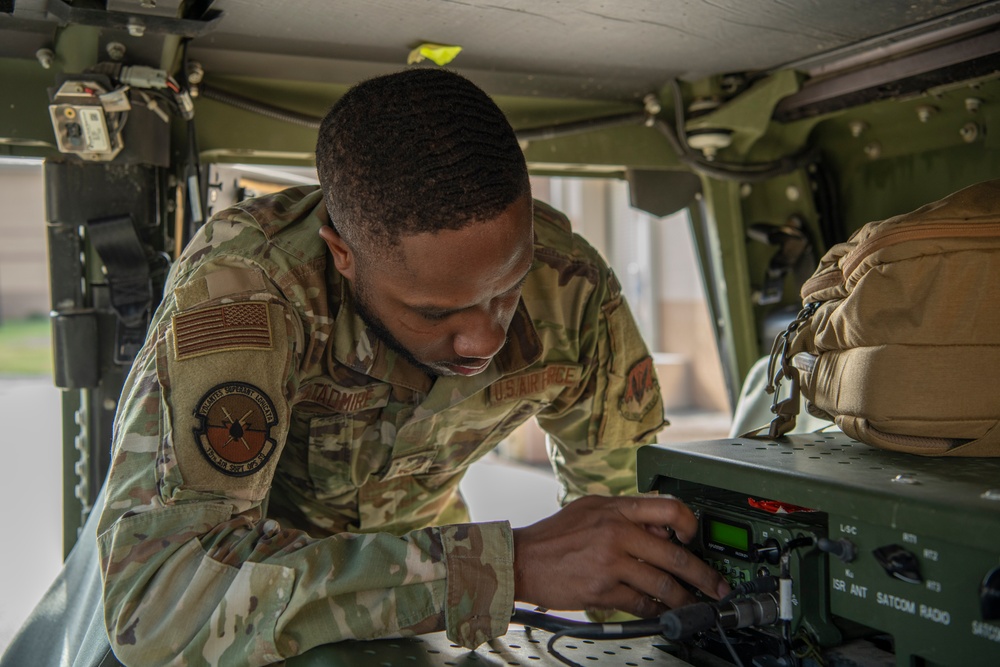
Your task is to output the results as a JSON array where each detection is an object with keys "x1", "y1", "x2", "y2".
[{"x1": 512, "y1": 495, "x2": 729, "y2": 618}]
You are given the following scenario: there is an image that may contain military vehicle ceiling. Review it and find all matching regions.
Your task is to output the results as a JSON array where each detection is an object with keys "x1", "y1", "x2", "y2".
[{"x1": 2, "y1": 0, "x2": 998, "y2": 101}]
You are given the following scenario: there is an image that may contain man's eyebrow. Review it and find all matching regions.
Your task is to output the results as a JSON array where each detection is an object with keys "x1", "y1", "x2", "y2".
[{"x1": 410, "y1": 267, "x2": 531, "y2": 317}]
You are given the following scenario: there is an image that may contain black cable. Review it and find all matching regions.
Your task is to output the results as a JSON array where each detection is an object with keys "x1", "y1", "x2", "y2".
[
  {"x1": 654, "y1": 117, "x2": 817, "y2": 182},
  {"x1": 199, "y1": 83, "x2": 323, "y2": 129},
  {"x1": 512, "y1": 608, "x2": 665, "y2": 638},
  {"x1": 514, "y1": 112, "x2": 648, "y2": 142},
  {"x1": 658, "y1": 79, "x2": 818, "y2": 182},
  {"x1": 719, "y1": 575, "x2": 779, "y2": 606},
  {"x1": 546, "y1": 627, "x2": 587, "y2": 667},
  {"x1": 817, "y1": 537, "x2": 857, "y2": 563},
  {"x1": 543, "y1": 621, "x2": 673, "y2": 667},
  {"x1": 179, "y1": 39, "x2": 205, "y2": 242},
  {"x1": 197, "y1": 82, "x2": 652, "y2": 141},
  {"x1": 670, "y1": 79, "x2": 794, "y2": 174},
  {"x1": 783, "y1": 537, "x2": 815, "y2": 558},
  {"x1": 512, "y1": 608, "x2": 672, "y2": 666},
  {"x1": 137, "y1": 88, "x2": 181, "y2": 116},
  {"x1": 511, "y1": 609, "x2": 591, "y2": 634}
]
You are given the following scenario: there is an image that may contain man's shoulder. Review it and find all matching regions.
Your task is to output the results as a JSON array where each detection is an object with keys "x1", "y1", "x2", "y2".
[
  {"x1": 219, "y1": 185, "x2": 326, "y2": 244},
  {"x1": 529, "y1": 198, "x2": 610, "y2": 291},
  {"x1": 167, "y1": 185, "x2": 333, "y2": 313},
  {"x1": 531, "y1": 198, "x2": 604, "y2": 263},
  {"x1": 182, "y1": 186, "x2": 327, "y2": 269},
  {"x1": 532, "y1": 199, "x2": 573, "y2": 234}
]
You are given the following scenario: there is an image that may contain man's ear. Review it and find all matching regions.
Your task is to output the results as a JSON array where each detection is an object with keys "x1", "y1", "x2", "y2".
[{"x1": 319, "y1": 226, "x2": 356, "y2": 281}]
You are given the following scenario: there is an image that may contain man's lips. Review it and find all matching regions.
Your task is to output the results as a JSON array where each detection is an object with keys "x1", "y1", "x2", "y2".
[{"x1": 443, "y1": 359, "x2": 491, "y2": 375}]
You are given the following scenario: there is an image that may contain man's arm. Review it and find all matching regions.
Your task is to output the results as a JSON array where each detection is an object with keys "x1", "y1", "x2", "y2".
[
  {"x1": 97, "y1": 265, "x2": 513, "y2": 666},
  {"x1": 526, "y1": 229, "x2": 727, "y2": 615},
  {"x1": 535, "y1": 268, "x2": 665, "y2": 501}
]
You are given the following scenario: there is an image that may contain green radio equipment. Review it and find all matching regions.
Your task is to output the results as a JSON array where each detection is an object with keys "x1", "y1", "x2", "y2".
[{"x1": 637, "y1": 432, "x2": 1000, "y2": 667}]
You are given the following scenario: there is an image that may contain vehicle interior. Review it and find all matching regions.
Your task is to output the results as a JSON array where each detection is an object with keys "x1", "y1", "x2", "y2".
[{"x1": 1, "y1": 1, "x2": 999, "y2": 665}]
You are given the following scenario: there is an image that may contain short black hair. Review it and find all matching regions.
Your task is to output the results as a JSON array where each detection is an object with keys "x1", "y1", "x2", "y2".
[{"x1": 315, "y1": 68, "x2": 530, "y2": 256}]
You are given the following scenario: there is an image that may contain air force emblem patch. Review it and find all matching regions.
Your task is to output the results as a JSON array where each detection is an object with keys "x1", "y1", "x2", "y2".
[
  {"x1": 620, "y1": 356, "x2": 659, "y2": 421},
  {"x1": 193, "y1": 382, "x2": 278, "y2": 476}
]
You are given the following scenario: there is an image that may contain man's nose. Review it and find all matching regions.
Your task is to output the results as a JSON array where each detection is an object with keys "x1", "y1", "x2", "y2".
[{"x1": 453, "y1": 310, "x2": 507, "y2": 360}]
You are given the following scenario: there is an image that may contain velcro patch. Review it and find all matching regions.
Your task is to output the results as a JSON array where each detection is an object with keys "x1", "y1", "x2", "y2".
[
  {"x1": 296, "y1": 381, "x2": 391, "y2": 413},
  {"x1": 490, "y1": 364, "x2": 582, "y2": 404},
  {"x1": 620, "y1": 356, "x2": 658, "y2": 420},
  {"x1": 173, "y1": 302, "x2": 272, "y2": 360},
  {"x1": 193, "y1": 382, "x2": 278, "y2": 476}
]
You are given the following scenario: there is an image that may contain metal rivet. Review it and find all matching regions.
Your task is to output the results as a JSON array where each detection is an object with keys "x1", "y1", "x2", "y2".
[
  {"x1": 642, "y1": 93, "x2": 662, "y2": 116},
  {"x1": 127, "y1": 18, "x2": 146, "y2": 37},
  {"x1": 864, "y1": 142, "x2": 882, "y2": 160},
  {"x1": 965, "y1": 97, "x2": 983, "y2": 113},
  {"x1": 960, "y1": 123, "x2": 980, "y2": 143},
  {"x1": 187, "y1": 61, "x2": 205, "y2": 86},
  {"x1": 106, "y1": 42, "x2": 126, "y2": 61},
  {"x1": 891, "y1": 473, "x2": 919, "y2": 485},
  {"x1": 740, "y1": 183, "x2": 752, "y2": 198},
  {"x1": 786, "y1": 185, "x2": 800, "y2": 202},
  {"x1": 35, "y1": 48, "x2": 54, "y2": 69},
  {"x1": 848, "y1": 120, "x2": 868, "y2": 138},
  {"x1": 916, "y1": 105, "x2": 937, "y2": 123}
]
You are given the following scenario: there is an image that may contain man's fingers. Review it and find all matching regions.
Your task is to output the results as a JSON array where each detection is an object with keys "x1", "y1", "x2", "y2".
[
  {"x1": 644, "y1": 524, "x2": 673, "y2": 540},
  {"x1": 621, "y1": 560, "x2": 698, "y2": 609},
  {"x1": 512, "y1": 495, "x2": 730, "y2": 614},
  {"x1": 607, "y1": 496, "x2": 699, "y2": 543},
  {"x1": 594, "y1": 585, "x2": 669, "y2": 620},
  {"x1": 624, "y1": 523, "x2": 729, "y2": 601}
]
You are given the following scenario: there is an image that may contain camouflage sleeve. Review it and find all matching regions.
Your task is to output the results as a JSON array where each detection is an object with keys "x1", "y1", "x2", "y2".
[
  {"x1": 535, "y1": 269, "x2": 667, "y2": 504},
  {"x1": 97, "y1": 257, "x2": 513, "y2": 667}
]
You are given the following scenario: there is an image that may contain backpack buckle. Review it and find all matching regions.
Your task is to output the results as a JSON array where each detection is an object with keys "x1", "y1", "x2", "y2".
[{"x1": 766, "y1": 302, "x2": 819, "y2": 438}]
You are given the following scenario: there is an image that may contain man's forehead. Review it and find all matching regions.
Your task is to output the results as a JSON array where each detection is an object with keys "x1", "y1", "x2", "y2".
[{"x1": 397, "y1": 203, "x2": 533, "y2": 273}]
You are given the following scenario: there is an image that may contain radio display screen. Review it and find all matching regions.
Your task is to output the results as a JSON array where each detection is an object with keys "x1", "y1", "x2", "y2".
[{"x1": 704, "y1": 514, "x2": 751, "y2": 558}]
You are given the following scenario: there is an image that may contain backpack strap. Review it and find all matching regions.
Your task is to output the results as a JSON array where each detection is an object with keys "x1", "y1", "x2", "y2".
[{"x1": 765, "y1": 302, "x2": 819, "y2": 438}]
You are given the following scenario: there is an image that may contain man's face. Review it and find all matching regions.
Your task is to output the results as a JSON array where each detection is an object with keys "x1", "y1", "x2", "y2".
[{"x1": 332, "y1": 195, "x2": 535, "y2": 377}]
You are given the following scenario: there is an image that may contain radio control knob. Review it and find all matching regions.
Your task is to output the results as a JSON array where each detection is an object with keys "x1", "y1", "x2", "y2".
[
  {"x1": 872, "y1": 544, "x2": 922, "y2": 584},
  {"x1": 981, "y1": 566, "x2": 1000, "y2": 620},
  {"x1": 750, "y1": 539, "x2": 781, "y2": 565}
]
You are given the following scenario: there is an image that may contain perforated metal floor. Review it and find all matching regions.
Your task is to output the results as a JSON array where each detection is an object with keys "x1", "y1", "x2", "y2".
[{"x1": 289, "y1": 627, "x2": 693, "y2": 666}]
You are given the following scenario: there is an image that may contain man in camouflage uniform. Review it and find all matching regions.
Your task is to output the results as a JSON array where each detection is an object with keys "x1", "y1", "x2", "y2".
[{"x1": 98, "y1": 68, "x2": 727, "y2": 666}]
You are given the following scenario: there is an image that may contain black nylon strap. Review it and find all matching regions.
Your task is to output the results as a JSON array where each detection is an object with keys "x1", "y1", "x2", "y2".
[{"x1": 85, "y1": 215, "x2": 152, "y2": 329}]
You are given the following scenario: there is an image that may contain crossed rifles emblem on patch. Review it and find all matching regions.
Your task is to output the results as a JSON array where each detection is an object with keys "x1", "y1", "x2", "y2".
[
  {"x1": 193, "y1": 382, "x2": 278, "y2": 476},
  {"x1": 220, "y1": 405, "x2": 256, "y2": 449}
]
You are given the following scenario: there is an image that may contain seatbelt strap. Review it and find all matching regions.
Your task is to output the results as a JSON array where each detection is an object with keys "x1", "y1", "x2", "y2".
[{"x1": 84, "y1": 214, "x2": 152, "y2": 364}]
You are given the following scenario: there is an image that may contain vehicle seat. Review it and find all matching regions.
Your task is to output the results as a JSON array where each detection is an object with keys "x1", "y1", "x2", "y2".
[{"x1": 0, "y1": 481, "x2": 121, "y2": 667}]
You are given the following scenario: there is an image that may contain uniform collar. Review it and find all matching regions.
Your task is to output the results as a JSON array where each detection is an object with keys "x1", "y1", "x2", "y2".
[{"x1": 330, "y1": 272, "x2": 543, "y2": 396}]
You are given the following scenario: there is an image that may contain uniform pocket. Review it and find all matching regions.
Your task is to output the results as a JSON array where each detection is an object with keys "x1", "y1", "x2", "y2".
[
  {"x1": 307, "y1": 412, "x2": 392, "y2": 498},
  {"x1": 415, "y1": 399, "x2": 545, "y2": 489}
]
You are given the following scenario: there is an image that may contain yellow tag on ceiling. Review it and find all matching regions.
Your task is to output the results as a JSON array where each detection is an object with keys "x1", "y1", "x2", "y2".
[{"x1": 407, "y1": 43, "x2": 463, "y2": 66}]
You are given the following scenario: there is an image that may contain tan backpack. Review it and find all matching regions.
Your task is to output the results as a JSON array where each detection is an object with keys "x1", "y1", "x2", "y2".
[{"x1": 767, "y1": 178, "x2": 1000, "y2": 456}]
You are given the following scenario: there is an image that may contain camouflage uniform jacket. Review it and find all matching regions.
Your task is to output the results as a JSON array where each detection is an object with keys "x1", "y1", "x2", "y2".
[{"x1": 97, "y1": 185, "x2": 666, "y2": 666}]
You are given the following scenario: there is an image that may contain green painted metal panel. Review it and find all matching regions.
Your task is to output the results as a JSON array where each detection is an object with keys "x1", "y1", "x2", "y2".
[{"x1": 638, "y1": 434, "x2": 1000, "y2": 667}]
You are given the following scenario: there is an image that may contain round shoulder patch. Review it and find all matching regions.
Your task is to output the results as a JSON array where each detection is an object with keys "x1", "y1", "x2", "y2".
[{"x1": 193, "y1": 382, "x2": 279, "y2": 476}]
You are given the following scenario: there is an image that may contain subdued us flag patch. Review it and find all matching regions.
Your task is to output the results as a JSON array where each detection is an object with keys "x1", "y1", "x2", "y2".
[{"x1": 173, "y1": 302, "x2": 273, "y2": 360}]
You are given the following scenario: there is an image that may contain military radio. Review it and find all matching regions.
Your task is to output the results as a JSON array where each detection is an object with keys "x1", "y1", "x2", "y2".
[{"x1": 637, "y1": 432, "x2": 1000, "y2": 666}]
